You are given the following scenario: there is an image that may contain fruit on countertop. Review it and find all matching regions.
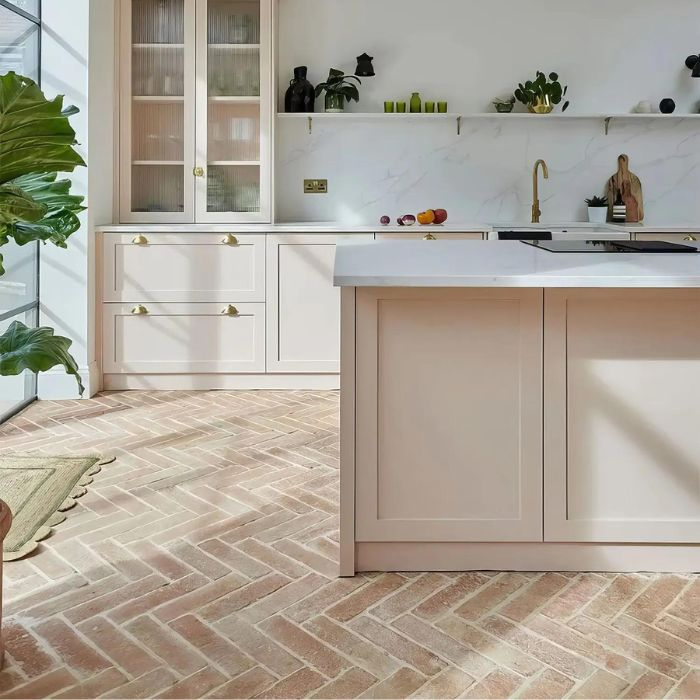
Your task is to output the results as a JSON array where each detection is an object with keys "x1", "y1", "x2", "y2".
[
  {"x1": 380, "y1": 215, "x2": 391, "y2": 225},
  {"x1": 402, "y1": 214, "x2": 417, "y2": 226},
  {"x1": 433, "y1": 208, "x2": 448, "y2": 225},
  {"x1": 397, "y1": 217, "x2": 405, "y2": 226},
  {"x1": 417, "y1": 209, "x2": 436, "y2": 225}
]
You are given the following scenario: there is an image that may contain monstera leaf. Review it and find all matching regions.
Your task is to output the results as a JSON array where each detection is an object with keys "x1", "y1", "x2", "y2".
[
  {"x1": 0, "y1": 72, "x2": 85, "y2": 184},
  {"x1": 0, "y1": 321, "x2": 84, "y2": 396}
]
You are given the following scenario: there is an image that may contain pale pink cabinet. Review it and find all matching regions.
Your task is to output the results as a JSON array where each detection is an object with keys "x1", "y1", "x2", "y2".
[
  {"x1": 544, "y1": 289, "x2": 700, "y2": 543},
  {"x1": 354, "y1": 287, "x2": 544, "y2": 543}
]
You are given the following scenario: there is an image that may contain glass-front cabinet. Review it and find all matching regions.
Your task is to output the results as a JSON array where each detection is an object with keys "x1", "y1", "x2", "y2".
[{"x1": 120, "y1": 0, "x2": 271, "y2": 223}]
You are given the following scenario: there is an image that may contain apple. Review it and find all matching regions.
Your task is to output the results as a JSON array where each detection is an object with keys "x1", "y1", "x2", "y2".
[{"x1": 433, "y1": 209, "x2": 448, "y2": 225}]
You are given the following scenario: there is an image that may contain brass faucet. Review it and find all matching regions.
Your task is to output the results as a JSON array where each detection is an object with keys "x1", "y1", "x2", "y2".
[{"x1": 532, "y1": 159, "x2": 549, "y2": 224}]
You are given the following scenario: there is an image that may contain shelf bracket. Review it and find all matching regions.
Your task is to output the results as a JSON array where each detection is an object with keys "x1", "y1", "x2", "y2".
[
  {"x1": 604, "y1": 116, "x2": 612, "y2": 136},
  {"x1": 457, "y1": 115, "x2": 462, "y2": 136},
  {"x1": 308, "y1": 116, "x2": 313, "y2": 135}
]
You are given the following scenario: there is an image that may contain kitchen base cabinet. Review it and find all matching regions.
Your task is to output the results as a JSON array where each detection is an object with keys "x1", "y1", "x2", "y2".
[
  {"x1": 376, "y1": 231, "x2": 485, "y2": 241},
  {"x1": 544, "y1": 289, "x2": 700, "y2": 544},
  {"x1": 354, "y1": 287, "x2": 544, "y2": 543}
]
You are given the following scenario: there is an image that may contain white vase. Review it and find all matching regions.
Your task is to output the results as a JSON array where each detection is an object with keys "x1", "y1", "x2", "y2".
[{"x1": 588, "y1": 207, "x2": 608, "y2": 224}]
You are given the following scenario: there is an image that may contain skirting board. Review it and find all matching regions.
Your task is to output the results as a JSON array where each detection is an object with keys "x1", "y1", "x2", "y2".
[
  {"x1": 354, "y1": 543, "x2": 700, "y2": 574},
  {"x1": 103, "y1": 374, "x2": 340, "y2": 390}
]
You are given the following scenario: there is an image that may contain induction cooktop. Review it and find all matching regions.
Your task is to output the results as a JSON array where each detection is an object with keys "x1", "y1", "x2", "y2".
[{"x1": 521, "y1": 240, "x2": 700, "y2": 254}]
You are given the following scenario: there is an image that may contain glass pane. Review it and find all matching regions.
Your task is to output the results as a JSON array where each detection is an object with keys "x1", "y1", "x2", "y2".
[
  {"x1": 207, "y1": 0, "x2": 261, "y2": 214},
  {"x1": 0, "y1": 308, "x2": 38, "y2": 421},
  {"x1": 0, "y1": 5, "x2": 40, "y2": 79},
  {"x1": 3, "y1": 1, "x2": 40, "y2": 18},
  {"x1": 131, "y1": 0, "x2": 185, "y2": 213},
  {"x1": 0, "y1": 240, "x2": 38, "y2": 314}
]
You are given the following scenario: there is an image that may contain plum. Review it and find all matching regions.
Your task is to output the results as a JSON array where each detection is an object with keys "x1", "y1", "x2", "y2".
[
  {"x1": 380, "y1": 215, "x2": 391, "y2": 226},
  {"x1": 402, "y1": 214, "x2": 417, "y2": 226}
]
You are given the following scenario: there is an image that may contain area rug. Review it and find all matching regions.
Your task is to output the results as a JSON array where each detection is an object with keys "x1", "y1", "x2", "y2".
[{"x1": 0, "y1": 454, "x2": 114, "y2": 561}]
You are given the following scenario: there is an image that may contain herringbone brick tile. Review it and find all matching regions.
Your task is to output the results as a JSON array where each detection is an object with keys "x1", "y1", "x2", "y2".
[{"x1": 0, "y1": 391, "x2": 698, "y2": 698}]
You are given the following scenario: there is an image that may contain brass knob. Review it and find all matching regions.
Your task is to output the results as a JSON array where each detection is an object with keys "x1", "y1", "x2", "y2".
[
  {"x1": 221, "y1": 305, "x2": 239, "y2": 316},
  {"x1": 132, "y1": 234, "x2": 148, "y2": 245},
  {"x1": 684, "y1": 235, "x2": 697, "y2": 242},
  {"x1": 222, "y1": 234, "x2": 239, "y2": 246},
  {"x1": 193, "y1": 166, "x2": 205, "y2": 177},
  {"x1": 131, "y1": 305, "x2": 149, "y2": 315},
  {"x1": 423, "y1": 233, "x2": 438, "y2": 240}
]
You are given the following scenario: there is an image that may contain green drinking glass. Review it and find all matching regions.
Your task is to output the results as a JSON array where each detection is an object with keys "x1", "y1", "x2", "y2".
[
  {"x1": 425, "y1": 101, "x2": 435, "y2": 113},
  {"x1": 396, "y1": 102, "x2": 406, "y2": 113},
  {"x1": 437, "y1": 101, "x2": 448, "y2": 113},
  {"x1": 384, "y1": 101, "x2": 395, "y2": 113}
]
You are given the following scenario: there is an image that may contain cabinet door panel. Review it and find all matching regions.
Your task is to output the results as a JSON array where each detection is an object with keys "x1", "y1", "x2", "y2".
[
  {"x1": 634, "y1": 232, "x2": 700, "y2": 246},
  {"x1": 356, "y1": 288, "x2": 543, "y2": 542},
  {"x1": 545, "y1": 289, "x2": 700, "y2": 543},
  {"x1": 103, "y1": 233, "x2": 265, "y2": 302},
  {"x1": 103, "y1": 302, "x2": 265, "y2": 373},
  {"x1": 267, "y1": 235, "x2": 353, "y2": 373}
]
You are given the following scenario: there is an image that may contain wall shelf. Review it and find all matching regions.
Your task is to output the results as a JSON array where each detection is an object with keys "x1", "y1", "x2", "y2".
[{"x1": 277, "y1": 112, "x2": 700, "y2": 136}]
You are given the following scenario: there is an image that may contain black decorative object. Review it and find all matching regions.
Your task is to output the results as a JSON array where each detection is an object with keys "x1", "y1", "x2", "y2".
[
  {"x1": 686, "y1": 54, "x2": 700, "y2": 78},
  {"x1": 355, "y1": 53, "x2": 375, "y2": 77},
  {"x1": 659, "y1": 98, "x2": 676, "y2": 114},
  {"x1": 284, "y1": 66, "x2": 315, "y2": 113}
]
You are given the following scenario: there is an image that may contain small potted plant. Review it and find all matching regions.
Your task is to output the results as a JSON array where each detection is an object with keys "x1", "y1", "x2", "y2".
[
  {"x1": 493, "y1": 96, "x2": 515, "y2": 113},
  {"x1": 514, "y1": 71, "x2": 569, "y2": 114},
  {"x1": 586, "y1": 195, "x2": 609, "y2": 224},
  {"x1": 315, "y1": 69, "x2": 361, "y2": 113}
]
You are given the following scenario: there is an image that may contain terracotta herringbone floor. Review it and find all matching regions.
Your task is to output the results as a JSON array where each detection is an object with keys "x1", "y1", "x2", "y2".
[{"x1": 0, "y1": 392, "x2": 698, "y2": 700}]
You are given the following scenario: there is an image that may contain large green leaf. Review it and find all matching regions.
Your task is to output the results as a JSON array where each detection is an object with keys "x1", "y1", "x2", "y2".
[
  {"x1": 0, "y1": 172, "x2": 85, "y2": 247},
  {"x1": 0, "y1": 321, "x2": 84, "y2": 396},
  {"x1": 0, "y1": 183, "x2": 47, "y2": 224},
  {"x1": 0, "y1": 72, "x2": 86, "y2": 184}
]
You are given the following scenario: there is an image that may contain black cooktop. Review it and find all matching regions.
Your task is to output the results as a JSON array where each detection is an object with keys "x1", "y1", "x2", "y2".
[{"x1": 522, "y1": 240, "x2": 700, "y2": 254}]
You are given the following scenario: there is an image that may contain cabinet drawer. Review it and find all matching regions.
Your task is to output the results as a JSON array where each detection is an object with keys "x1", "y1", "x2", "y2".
[
  {"x1": 376, "y1": 231, "x2": 485, "y2": 241},
  {"x1": 103, "y1": 303, "x2": 265, "y2": 374},
  {"x1": 634, "y1": 232, "x2": 700, "y2": 246},
  {"x1": 103, "y1": 233, "x2": 265, "y2": 302}
]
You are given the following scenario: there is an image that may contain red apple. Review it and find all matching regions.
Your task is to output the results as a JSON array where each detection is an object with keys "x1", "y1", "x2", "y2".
[{"x1": 433, "y1": 209, "x2": 448, "y2": 225}]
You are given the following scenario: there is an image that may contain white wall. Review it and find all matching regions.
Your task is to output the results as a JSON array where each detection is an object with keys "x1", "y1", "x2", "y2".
[
  {"x1": 276, "y1": 0, "x2": 700, "y2": 224},
  {"x1": 39, "y1": 0, "x2": 115, "y2": 399}
]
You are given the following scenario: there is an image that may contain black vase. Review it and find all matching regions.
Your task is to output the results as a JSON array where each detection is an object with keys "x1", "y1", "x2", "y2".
[
  {"x1": 285, "y1": 66, "x2": 315, "y2": 113},
  {"x1": 659, "y1": 98, "x2": 676, "y2": 114}
]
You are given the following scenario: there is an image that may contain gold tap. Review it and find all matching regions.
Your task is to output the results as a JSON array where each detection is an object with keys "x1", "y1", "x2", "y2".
[{"x1": 532, "y1": 159, "x2": 549, "y2": 224}]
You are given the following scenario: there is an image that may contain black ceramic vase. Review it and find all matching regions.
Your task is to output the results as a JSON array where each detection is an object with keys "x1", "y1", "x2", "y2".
[
  {"x1": 285, "y1": 66, "x2": 315, "y2": 113},
  {"x1": 659, "y1": 98, "x2": 676, "y2": 114}
]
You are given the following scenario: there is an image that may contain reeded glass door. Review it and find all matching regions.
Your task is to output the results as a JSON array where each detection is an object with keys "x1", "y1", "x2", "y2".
[
  {"x1": 122, "y1": 0, "x2": 195, "y2": 221},
  {"x1": 195, "y1": 0, "x2": 270, "y2": 222}
]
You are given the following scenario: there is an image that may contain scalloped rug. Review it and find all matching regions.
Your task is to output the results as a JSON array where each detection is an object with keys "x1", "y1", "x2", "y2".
[{"x1": 1, "y1": 454, "x2": 114, "y2": 561}]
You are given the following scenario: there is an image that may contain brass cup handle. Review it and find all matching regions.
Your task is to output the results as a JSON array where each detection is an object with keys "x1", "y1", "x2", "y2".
[
  {"x1": 222, "y1": 234, "x2": 239, "y2": 246},
  {"x1": 131, "y1": 305, "x2": 149, "y2": 315},
  {"x1": 423, "y1": 233, "x2": 438, "y2": 240},
  {"x1": 221, "y1": 305, "x2": 239, "y2": 316},
  {"x1": 684, "y1": 235, "x2": 697, "y2": 242},
  {"x1": 193, "y1": 166, "x2": 205, "y2": 177},
  {"x1": 132, "y1": 234, "x2": 148, "y2": 245}
]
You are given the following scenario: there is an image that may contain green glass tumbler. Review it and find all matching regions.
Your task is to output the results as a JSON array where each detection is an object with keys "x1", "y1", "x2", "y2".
[
  {"x1": 437, "y1": 101, "x2": 448, "y2": 113},
  {"x1": 384, "y1": 101, "x2": 395, "y2": 113},
  {"x1": 425, "y1": 101, "x2": 435, "y2": 113},
  {"x1": 396, "y1": 102, "x2": 406, "y2": 113}
]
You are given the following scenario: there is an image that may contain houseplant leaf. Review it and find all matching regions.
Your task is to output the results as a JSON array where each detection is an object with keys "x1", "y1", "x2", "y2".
[
  {"x1": 0, "y1": 183, "x2": 47, "y2": 224},
  {"x1": 0, "y1": 72, "x2": 86, "y2": 184},
  {"x1": 0, "y1": 321, "x2": 84, "y2": 396}
]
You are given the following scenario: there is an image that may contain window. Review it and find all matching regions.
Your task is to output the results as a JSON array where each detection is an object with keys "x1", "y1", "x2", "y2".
[{"x1": 0, "y1": 0, "x2": 41, "y2": 422}]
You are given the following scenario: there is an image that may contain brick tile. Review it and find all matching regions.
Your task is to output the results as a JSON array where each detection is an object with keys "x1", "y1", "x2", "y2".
[
  {"x1": 669, "y1": 670, "x2": 700, "y2": 699},
  {"x1": 327, "y1": 574, "x2": 405, "y2": 621},
  {"x1": 239, "y1": 573, "x2": 327, "y2": 623},
  {"x1": 515, "y1": 669, "x2": 575, "y2": 699},
  {"x1": 583, "y1": 574, "x2": 649, "y2": 621},
  {"x1": 102, "y1": 667, "x2": 179, "y2": 699},
  {"x1": 207, "y1": 667, "x2": 277, "y2": 699},
  {"x1": 462, "y1": 668, "x2": 523, "y2": 699},
  {"x1": 370, "y1": 573, "x2": 447, "y2": 622},
  {"x1": 200, "y1": 573, "x2": 290, "y2": 622},
  {"x1": 0, "y1": 669, "x2": 78, "y2": 699},
  {"x1": 623, "y1": 575, "x2": 689, "y2": 623},
  {"x1": 455, "y1": 573, "x2": 528, "y2": 621},
  {"x1": 54, "y1": 668, "x2": 128, "y2": 699},
  {"x1": 255, "y1": 668, "x2": 326, "y2": 699},
  {"x1": 156, "y1": 667, "x2": 228, "y2": 699},
  {"x1": 358, "y1": 668, "x2": 426, "y2": 699},
  {"x1": 413, "y1": 573, "x2": 490, "y2": 620},
  {"x1": 500, "y1": 573, "x2": 570, "y2": 622},
  {"x1": 569, "y1": 670, "x2": 629, "y2": 699},
  {"x1": 411, "y1": 667, "x2": 475, "y2": 699},
  {"x1": 2, "y1": 620, "x2": 56, "y2": 678},
  {"x1": 623, "y1": 671, "x2": 675, "y2": 699},
  {"x1": 311, "y1": 668, "x2": 378, "y2": 699}
]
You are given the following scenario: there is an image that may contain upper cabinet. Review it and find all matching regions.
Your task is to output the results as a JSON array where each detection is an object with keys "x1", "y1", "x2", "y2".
[{"x1": 119, "y1": 0, "x2": 272, "y2": 223}]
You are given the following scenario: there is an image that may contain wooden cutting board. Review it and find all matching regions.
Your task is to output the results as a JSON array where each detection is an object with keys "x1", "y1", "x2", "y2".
[{"x1": 606, "y1": 154, "x2": 644, "y2": 223}]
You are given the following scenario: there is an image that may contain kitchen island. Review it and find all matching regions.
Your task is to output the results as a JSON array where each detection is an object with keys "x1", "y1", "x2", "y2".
[{"x1": 335, "y1": 240, "x2": 700, "y2": 574}]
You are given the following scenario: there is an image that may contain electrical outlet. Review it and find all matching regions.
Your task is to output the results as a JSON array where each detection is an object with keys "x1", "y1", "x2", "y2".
[{"x1": 304, "y1": 179, "x2": 328, "y2": 194}]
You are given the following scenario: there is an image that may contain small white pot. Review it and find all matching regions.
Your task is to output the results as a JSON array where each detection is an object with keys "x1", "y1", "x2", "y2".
[{"x1": 588, "y1": 206, "x2": 608, "y2": 224}]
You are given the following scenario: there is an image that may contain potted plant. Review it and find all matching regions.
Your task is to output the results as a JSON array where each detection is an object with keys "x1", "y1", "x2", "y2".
[
  {"x1": 586, "y1": 195, "x2": 609, "y2": 224},
  {"x1": 514, "y1": 71, "x2": 569, "y2": 114},
  {"x1": 315, "y1": 69, "x2": 361, "y2": 113}
]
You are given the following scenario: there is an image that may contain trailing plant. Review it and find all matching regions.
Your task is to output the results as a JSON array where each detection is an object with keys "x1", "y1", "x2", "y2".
[
  {"x1": 314, "y1": 69, "x2": 361, "y2": 105},
  {"x1": 585, "y1": 195, "x2": 608, "y2": 207},
  {"x1": 514, "y1": 71, "x2": 569, "y2": 112},
  {"x1": 0, "y1": 71, "x2": 86, "y2": 396}
]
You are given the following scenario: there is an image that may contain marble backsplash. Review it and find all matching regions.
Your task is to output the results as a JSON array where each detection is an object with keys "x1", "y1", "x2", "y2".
[{"x1": 275, "y1": 117, "x2": 700, "y2": 226}]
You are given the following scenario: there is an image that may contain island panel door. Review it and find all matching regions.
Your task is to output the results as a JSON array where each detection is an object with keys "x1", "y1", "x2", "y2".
[
  {"x1": 544, "y1": 288, "x2": 700, "y2": 543},
  {"x1": 355, "y1": 287, "x2": 544, "y2": 542}
]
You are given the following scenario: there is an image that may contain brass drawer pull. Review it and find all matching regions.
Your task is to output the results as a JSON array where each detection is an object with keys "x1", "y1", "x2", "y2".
[
  {"x1": 222, "y1": 305, "x2": 239, "y2": 316},
  {"x1": 132, "y1": 234, "x2": 148, "y2": 245},
  {"x1": 222, "y1": 234, "x2": 239, "y2": 246},
  {"x1": 423, "y1": 233, "x2": 438, "y2": 240},
  {"x1": 193, "y1": 166, "x2": 205, "y2": 177},
  {"x1": 131, "y1": 305, "x2": 149, "y2": 315},
  {"x1": 684, "y1": 235, "x2": 697, "y2": 242}
]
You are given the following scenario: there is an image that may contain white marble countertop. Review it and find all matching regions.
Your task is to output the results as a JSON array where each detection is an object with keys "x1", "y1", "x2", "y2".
[{"x1": 334, "y1": 240, "x2": 700, "y2": 288}]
